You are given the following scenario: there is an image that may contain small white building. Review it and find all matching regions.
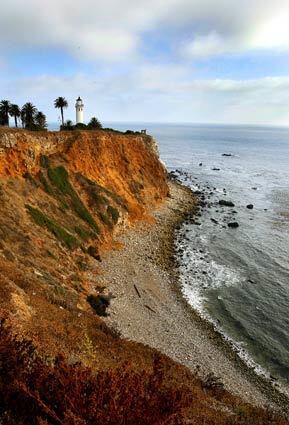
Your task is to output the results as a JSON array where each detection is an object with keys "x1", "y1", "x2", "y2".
[{"x1": 75, "y1": 96, "x2": 84, "y2": 124}]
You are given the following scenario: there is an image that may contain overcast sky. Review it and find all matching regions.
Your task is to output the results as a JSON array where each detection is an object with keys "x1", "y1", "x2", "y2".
[{"x1": 1, "y1": 0, "x2": 289, "y2": 125}]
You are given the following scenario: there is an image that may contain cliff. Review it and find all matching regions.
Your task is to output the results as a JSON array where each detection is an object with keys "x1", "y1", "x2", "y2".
[
  {"x1": 0, "y1": 127, "x2": 170, "y2": 355},
  {"x1": 0, "y1": 128, "x2": 167, "y2": 218},
  {"x1": 0, "y1": 129, "x2": 286, "y2": 425}
]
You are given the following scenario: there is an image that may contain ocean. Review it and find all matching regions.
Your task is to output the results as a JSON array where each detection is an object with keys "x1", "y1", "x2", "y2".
[{"x1": 49, "y1": 122, "x2": 289, "y2": 391}]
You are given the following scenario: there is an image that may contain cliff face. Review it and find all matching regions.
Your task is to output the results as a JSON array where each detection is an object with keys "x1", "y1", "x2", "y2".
[
  {"x1": 0, "y1": 129, "x2": 168, "y2": 218},
  {"x1": 0, "y1": 128, "x2": 168, "y2": 358}
]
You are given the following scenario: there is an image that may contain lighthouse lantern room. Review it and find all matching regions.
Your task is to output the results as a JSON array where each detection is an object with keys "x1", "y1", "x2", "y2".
[{"x1": 75, "y1": 96, "x2": 84, "y2": 124}]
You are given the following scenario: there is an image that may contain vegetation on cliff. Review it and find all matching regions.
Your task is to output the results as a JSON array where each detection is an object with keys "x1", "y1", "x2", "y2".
[
  {"x1": 0, "y1": 319, "x2": 287, "y2": 425},
  {"x1": 0, "y1": 100, "x2": 47, "y2": 130}
]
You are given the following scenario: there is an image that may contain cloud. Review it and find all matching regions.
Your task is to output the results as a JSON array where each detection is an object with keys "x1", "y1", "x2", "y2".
[
  {"x1": 2, "y1": 0, "x2": 289, "y2": 60},
  {"x1": 2, "y1": 68, "x2": 289, "y2": 125},
  {"x1": 179, "y1": 1, "x2": 289, "y2": 58},
  {"x1": 181, "y1": 32, "x2": 233, "y2": 58},
  {"x1": 2, "y1": 1, "x2": 289, "y2": 126}
]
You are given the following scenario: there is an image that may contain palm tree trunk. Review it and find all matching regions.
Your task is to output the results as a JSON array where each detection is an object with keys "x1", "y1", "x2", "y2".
[
  {"x1": 61, "y1": 108, "x2": 64, "y2": 125},
  {"x1": 14, "y1": 116, "x2": 18, "y2": 128}
]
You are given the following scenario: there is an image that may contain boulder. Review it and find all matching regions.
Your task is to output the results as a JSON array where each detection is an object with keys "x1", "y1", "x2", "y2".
[
  {"x1": 248, "y1": 279, "x2": 256, "y2": 284},
  {"x1": 219, "y1": 200, "x2": 235, "y2": 207},
  {"x1": 246, "y1": 204, "x2": 254, "y2": 209},
  {"x1": 87, "y1": 293, "x2": 114, "y2": 317},
  {"x1": 87, "y1": 246, "x2": 102, "y2": 262},
  {"x1": 228, "y1": 222, "x2": 239, "y2": 228}
]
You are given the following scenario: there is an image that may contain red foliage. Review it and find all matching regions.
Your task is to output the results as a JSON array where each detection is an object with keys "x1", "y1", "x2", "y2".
[
  {"x1": 0, "y1": 320, "x2": 190, "y2": 425},
  {"x1": 0, "y1": 318, "x2": 288, "y2": 425}
]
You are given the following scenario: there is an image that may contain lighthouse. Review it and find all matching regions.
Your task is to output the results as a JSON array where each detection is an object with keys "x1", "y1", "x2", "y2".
[{"x1": 75, "y1": 96, "x2": 84, "y2": 124}]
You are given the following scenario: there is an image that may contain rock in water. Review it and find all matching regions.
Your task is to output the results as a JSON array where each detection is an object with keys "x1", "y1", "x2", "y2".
[
  {"x1": 228, "y1": 222, "x2": 239, "y2": 228},
  {"x1": 247, "y1": 204, "x2": 254, "y2": 209},
  {"x1": 219, "y1": 200, "x2": 235, "y2": 207},
  {"x1": 248, "y1": 279, "x2": 256, "y2": 284}
]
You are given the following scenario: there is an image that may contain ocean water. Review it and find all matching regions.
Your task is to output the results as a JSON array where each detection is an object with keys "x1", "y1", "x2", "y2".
[{"x1": 48, "y1": 121, "x2": 289, "y2": 390}]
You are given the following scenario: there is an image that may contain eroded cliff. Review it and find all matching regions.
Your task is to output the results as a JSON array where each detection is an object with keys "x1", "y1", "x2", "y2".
[{"x1": 0, "y1": 128, "x2": 168, "y2": 357}]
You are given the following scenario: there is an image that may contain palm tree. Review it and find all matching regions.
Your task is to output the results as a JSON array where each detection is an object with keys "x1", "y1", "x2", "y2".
[
  {"x1": 0, "y1": 110, "x2": 5, "y2": 126},
  {"x1": 88, "y1": 117, "x2": 102, "y2": 129},
  {"x1": 0, "y1": 100, "x2": 11, "y2": 126},
  {"x1": 21, "y1": 102, "x2": 37, "y2": 129},
  {"x1": 20, "y1": 108, "x2": 26, "y2": 128},
  {"x1": 9, "y1": 104, "x2": 21, "y2": 128},
  {"x1": 54, "y1": 97, "x2": 68, "y2": 126},
  {"x1": 61, "y1": 119, "x2": 74, "y2": 130},
  {"x1": 35, "y1": 111, "x2": 47, "y2": 129}
]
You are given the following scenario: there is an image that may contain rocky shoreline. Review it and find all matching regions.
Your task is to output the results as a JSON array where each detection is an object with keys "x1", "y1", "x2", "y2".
[{"x1": 100, "y1": 179, "x2": 289, "y2": 416}]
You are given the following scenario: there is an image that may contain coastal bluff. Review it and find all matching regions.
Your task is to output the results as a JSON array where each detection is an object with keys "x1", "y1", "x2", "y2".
[
  {"x1": 0, "y1": 128, "x2": 287, "y2": 424},
  {"x1": 0, "y1": 128, "x2": 167, "y2": 219}
]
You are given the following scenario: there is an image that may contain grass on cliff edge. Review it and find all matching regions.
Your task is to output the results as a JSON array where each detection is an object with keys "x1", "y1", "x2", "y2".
[
  {"x1": 26, "y1": 204, "x2": 79, "y2": 250},
  {"x1": 47, "y1": 165, "x2": 100, "y2": 234}
]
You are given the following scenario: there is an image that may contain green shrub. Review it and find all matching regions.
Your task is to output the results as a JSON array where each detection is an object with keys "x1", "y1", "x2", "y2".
[
  {"x1": 60, "y1": 120, "x2": 74, "y2": 131},
  {"x1": 74, "y1": 226, "x2": 92, "y2": 241},
  {"x1": 72, "y1": 199, "x2": 100, "y2": 233},
  {"x1": 58, "y1": 200, "x2": 69, "y2": 211},
  {"x1": 39, "y1": 154, "x2": 50, "y2": 169},
  {"x1": 98, "y1": 212, "x2": 112, "y2": 227},
  {"x1": 26, "y1": 204, "x2": 79, "y2": 250},
  {"x1": 47, "y1": 166, "x2": 71, "y2": 195},
  {"x1": 107, "y1": 205, "x2": 119, "y2": 224},
  {"x1": 74, "y1": 123, "x2": 87, "y2": 130},
  {"x1": 89, "y1": 190, "x2": 109, "y2": 208},
  {"x1": 47, "y1": 166, "x2": 100, "y2": 233},
  {"x1": 76, "y1": 173, "x2": 127, "y2": 209},
  {"x1": 38, "y1": 172, "x2": 54, "y2": 195},
  {"x1": 87, "y1": 117, "x2": 102, "y2": 129}
]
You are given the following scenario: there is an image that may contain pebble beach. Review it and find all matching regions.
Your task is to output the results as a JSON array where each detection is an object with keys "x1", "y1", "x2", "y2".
[{"x1": 99, "y1": 180, "x2": 289, "y2": 415}]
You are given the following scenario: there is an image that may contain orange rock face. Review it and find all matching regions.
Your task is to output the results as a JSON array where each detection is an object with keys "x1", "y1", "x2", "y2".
[
  {"x1": 0, "y1": 129, "x2": 168, "y2": 215},
  {"x1": 0, "y1": 128, "x2": 169, "y2": 358}
]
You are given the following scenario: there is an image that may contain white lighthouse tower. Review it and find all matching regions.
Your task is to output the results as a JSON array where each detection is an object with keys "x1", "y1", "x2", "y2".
[{"x1": 75, "y1": 96, "x2": 84, "y2": 124}]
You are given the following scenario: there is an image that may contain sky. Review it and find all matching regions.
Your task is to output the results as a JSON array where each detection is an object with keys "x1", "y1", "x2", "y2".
[{"x1": 1, "y1": 0, "x2": 289, "y2": 125}]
